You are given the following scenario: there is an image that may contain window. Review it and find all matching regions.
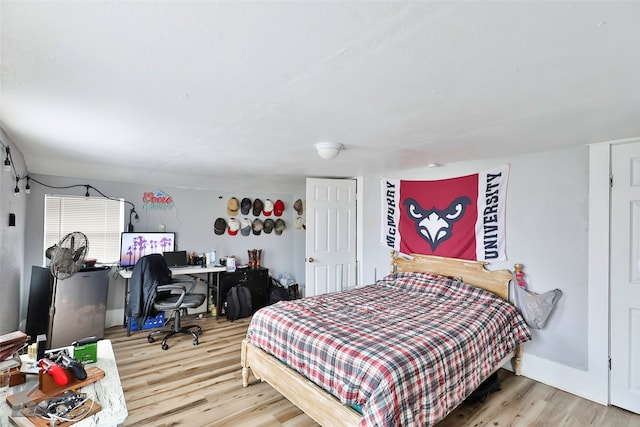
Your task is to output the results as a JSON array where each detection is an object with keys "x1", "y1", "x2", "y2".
[{"x1": 44, "y1": 195, "x2": 125, "y2": 264}]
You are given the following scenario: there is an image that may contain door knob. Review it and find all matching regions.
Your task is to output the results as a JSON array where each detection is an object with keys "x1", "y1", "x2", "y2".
[{"x1": 307, "y1": 257, "x2": 314, "y2": 263}]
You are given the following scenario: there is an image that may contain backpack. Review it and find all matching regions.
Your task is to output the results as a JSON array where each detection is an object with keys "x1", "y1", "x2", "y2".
[
  {"x1": 226, "y1": 285, "x2": 253, "y2": 321},
  {"x1": 268, "y1": 277, "x2": 290, "y2": 305},
  {"x1": 464, "y1": 372, "x2": 501, "y2": 404}
]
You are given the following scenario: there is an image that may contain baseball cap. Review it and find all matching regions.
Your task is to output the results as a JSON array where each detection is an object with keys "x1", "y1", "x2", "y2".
[
  {"x1": 253, "y1": 199, "x2": 264, "y2": 216},
  {"x1": 274, "y1": 200, "x2": 285, "y2": 216},
  {"x1": 214, "y1": 218, "x2": 227, "y2": 235},
  {"x1": 263, "y1": 199, "x2": 274, "y2": 216},
  {"x1": 295, "y1": 217, "x2": 305, "y2": 231},
  {"x1": 228, "y1": 218, "x2": 240, "y2": 236},
  {"x1": 263, "y1": 218, "x2": 275, "y2": 234},
  {"x1": 252, "y1": 218, "x2": 263, "y2": 235},
  {"x1": 274, "y1": 219, "x2": 286, "y2": 235},
  {"x1": 227, "y1": 197, "x2": 239, "y2": 216},
  {"x1": 240, "y1": 218, "x2": 252, "y2": 236},
  {"x1": 293, "y1": 199, "x2": 303, "y2": 215},
  {"x1": 240, "y1": 198, "x2": 252, "y2": 215}
]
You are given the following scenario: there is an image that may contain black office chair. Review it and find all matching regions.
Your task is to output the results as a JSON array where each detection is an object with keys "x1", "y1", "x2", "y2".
[{"x1": 128, "y1": 253, "x2": 206, "y2": 350}]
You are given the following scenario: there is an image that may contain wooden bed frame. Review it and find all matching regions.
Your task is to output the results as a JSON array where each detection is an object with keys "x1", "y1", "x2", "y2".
[{"x1": 240, "y1": 253, "x2": 523, "y2": 427}]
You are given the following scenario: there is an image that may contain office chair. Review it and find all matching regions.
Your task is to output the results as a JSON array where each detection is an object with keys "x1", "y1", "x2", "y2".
[{"x1": 129, "y1": 254, "x2": 205, "y2": 350}]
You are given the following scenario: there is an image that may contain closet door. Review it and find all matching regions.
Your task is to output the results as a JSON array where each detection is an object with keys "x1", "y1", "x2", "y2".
[{"x1": 610, "y1": 140, "x2": 640, "y2": 414}]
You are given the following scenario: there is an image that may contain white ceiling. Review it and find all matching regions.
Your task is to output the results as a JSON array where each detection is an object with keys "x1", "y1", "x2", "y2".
[{"x1": 1, "y1": 1, "x2": 639, "y2": 189}]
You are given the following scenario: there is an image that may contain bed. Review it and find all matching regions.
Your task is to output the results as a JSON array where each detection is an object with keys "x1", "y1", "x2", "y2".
[{"x1": 241, "y1": 253, "x2": 531, "y2": 426}]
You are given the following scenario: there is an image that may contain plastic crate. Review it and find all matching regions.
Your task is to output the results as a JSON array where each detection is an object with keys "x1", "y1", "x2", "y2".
[{"x1": 129, "y1": 311, "x2": 165, "y2": 331}]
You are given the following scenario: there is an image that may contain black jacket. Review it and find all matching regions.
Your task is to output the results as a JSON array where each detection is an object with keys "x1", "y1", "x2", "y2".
[{"x1": 126, "y1": 254, "x2": 172, "y2": 327}]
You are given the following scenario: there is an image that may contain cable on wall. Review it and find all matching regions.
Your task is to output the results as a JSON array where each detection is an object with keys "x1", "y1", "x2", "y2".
[
  {"x1": 0, "y1": 140, "x2": 140, "y2": 230},
  {"x1": 27, "y1": 176, "x2": 140, "y2": 231}
]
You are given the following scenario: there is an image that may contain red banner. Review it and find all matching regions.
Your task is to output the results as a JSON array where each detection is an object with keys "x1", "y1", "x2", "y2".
[{"x1": 381, "y1": 165, "x2": 509, "y2": 261}]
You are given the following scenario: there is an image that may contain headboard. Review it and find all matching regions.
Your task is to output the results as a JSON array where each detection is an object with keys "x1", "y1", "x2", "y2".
[{"x1": 391, "y1": 251, "x2": 513, "y2": 301}]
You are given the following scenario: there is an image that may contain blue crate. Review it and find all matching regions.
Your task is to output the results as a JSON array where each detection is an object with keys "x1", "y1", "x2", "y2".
[{"x1": 129, "y1": 311, "x2": 165, "y2": 331}]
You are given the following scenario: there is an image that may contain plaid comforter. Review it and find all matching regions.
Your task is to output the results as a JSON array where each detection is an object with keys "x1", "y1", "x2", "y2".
[{"x1": 246, "y1": 272, "x2": 531, "y2": 426}]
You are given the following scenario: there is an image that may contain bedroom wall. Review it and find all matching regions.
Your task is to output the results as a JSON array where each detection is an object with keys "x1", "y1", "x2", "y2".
[
  {"x1": 0, "y1": 138, "x2": 27, "y2": 334},
  {"x1": 360, "y1": 146, "x2": 590, "y2": 370},
  {"x1": 22, "y1": 174, "x2": 305, "y2": 328},
  {"x1": 14, "y1": 144, "x2": 608, "y2": 405}
]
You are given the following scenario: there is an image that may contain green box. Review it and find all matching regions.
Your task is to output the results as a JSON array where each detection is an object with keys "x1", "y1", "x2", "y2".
[{"x1": 73, "y1": 342, "x2": 98, "y2": 364}]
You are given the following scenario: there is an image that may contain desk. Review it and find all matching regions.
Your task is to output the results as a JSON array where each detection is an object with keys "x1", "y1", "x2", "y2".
[
  {"x1": 119, "y1": 266, "x2": 226, "y2": 333},
  {"x1": 2, "y1": 339, "x2": 127, "y2": 427}
]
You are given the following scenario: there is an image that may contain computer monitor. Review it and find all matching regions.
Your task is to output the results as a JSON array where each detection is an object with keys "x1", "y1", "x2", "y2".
[{"x1": 119, "y1": 232, "x2": 176, "y2": 268}]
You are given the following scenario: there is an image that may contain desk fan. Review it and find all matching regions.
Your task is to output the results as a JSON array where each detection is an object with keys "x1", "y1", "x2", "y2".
[{"x1": 46, "y1": 232, "x2": 89, "y2": 346}]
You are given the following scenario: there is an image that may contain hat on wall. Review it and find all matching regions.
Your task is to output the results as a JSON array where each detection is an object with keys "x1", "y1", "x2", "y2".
[
  {"x1": 252, "y1": 199, "x2": 264, "y2": 216},
  {"x1": 295, "y1": 217, "x2": 305, "y2": 231},
  {"x1": 251, "y1": 218, "x2": 263, "y2": 235},
  {"x1": 274, "y1": 200, "x2": 285, "y2": 216},
  {"x1": 263, "y1": 218, "x2": 275, "y2": 234},
  {"x1": 214, "y1": 217, "x2": 227, "y2": 235},
  {"x1": 227, "y1": 197, "x2": 239, "y2": 216},
  {"x1": 240, "y1": 198, "x2": 252, "y2": 215},
  {"x1": 274, "y1": 219, "x2": 286, "y2": 235},
  {"x1": 263, "y1": 199, "x2": 274, "y2": 216},
  {"x1": 240, "y1": 218, "x2": 252, "y2": 236},
  {"x1": 293, "y1": 199, "x2": 304, "y2": 215},
  {"x1": 228, "y1": 218, "x2": 240, "y2": 236}
]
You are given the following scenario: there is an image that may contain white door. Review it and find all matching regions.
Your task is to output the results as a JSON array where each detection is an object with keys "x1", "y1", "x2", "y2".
[
  {"x1": 610, "y1": 140, "x2": 640, "y2": 414},
  {"x1": 305, "y1": 178, "x2": 357, "y2": 297}
]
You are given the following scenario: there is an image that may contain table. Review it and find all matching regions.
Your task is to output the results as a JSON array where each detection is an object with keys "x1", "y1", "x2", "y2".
[
  {"x1": 2, "y1": 339, "x2": 127, "y2": 427},
  {"x1": 119, "y1": 266, "x2": 226, "y2": 333}
]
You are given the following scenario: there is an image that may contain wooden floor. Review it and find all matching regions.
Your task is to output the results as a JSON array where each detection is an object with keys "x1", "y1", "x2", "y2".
[{"x1": 104, "y1": 314, "x2": 640, "y2": 427}]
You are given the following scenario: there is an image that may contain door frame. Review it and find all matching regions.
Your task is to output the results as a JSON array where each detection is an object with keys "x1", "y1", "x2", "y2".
[{"x1": 588, "y1": 137, "x2": 640, "y2": 406}]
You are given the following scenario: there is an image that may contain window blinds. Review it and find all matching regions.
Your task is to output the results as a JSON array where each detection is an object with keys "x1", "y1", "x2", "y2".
[{"x1": 44, "y1": 195, "x2": 125, "y2": 264}]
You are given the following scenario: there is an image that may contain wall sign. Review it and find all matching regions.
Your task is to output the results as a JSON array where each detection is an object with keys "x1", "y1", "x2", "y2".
[{"x1": 142, "y1": 190, "x2": 174, "y2": 210}]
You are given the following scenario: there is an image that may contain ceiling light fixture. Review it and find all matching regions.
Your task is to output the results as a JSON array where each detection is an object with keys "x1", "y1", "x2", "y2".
[{"x1": 314, "y1": 142, "x2": 344, "y2": 160}]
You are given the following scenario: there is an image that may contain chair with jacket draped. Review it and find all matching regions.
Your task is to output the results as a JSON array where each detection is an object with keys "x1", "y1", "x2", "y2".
[{"x1": 127, "y1": 253, "x2": 205, "y2": 350}]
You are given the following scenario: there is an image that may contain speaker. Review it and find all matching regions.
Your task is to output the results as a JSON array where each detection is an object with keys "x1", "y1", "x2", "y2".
[{"x1": 36, "y1": 334, "x2": 47, "y2": 360}]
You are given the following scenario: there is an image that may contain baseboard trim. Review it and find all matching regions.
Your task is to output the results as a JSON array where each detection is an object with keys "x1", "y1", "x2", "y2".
[{"x1": 512, "y1": 352, "x2": 608, "y2": 406}]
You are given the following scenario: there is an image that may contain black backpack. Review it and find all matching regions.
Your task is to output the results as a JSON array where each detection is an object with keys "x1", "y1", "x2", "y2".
[
  {"x1": 464, "y1": 372, "x2": 501, "y2": 404},
  {"x1": 268, "y1": 277, "x2": 290, "y2": 305},
  {"x1": 226, "y1": 285, "x2": 253, "y2": 321}
]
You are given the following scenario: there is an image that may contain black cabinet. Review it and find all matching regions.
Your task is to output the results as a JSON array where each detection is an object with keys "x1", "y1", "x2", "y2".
[
  {"x1": 215, "y1": 267, "x2": 269, "y2": 318},
  {"x1": 25, "y1": 266, "x2": 54, "y2": 342}
]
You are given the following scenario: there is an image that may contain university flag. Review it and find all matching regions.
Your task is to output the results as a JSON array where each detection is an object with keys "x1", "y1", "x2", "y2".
[{"x1": 380, "y1": 165, "x2": 509, "y2": 261}]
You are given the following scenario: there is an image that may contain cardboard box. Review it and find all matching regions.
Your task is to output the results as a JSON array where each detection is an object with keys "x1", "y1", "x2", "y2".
[{"x1": 73, "y1": 342, "x2": 98, "y2": 364}]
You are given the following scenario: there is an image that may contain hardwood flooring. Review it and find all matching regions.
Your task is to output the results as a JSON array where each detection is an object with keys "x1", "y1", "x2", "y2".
[{"x1": 104, "y1": 314, "x2": 640, "y2": 427}]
